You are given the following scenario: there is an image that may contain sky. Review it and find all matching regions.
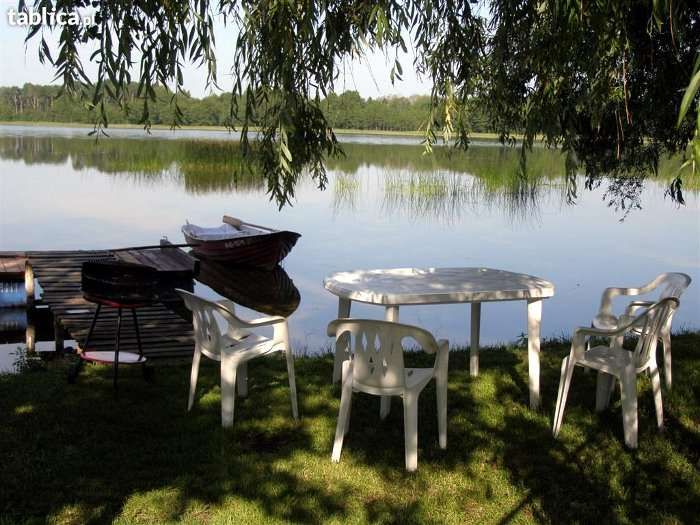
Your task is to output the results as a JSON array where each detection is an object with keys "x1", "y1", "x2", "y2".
[{"x1": 0, "y1": 0, "x2": 432, "y2": 99}]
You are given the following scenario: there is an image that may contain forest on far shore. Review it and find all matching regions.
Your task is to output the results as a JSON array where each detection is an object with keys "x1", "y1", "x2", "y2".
[{"x1": 0, "y1": 84, "x2": 492, "y2": 133}]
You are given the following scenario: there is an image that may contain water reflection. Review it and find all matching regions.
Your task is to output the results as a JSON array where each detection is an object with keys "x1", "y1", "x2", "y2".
[
  {"x1": 196, "y1": 260, "x2": 301, "y2": 317},
  {"x1": 0, "y1": 135, "x2": 693, "y2": 224},
  {"x1": 379, "y1": 170, "x2": 554, "y2": 224},
  {"x1": 0, "y1": 135, "x2": 264, "y2": 193}
]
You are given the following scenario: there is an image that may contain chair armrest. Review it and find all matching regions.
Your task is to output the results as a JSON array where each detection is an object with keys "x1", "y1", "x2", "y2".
[
  {"x1": 214, "y1": 299, "x2": 285, "y2": 331},
  {"x1": 596, "y1": 279, "x2": 658, "y2": 325},
  {"x1": 623, "y1": 300, "x2": 654, "y2": 317},
  {"x1": 241, "y1": 315, "x2": 286, "y2": 328},
  {"x1": 215, "y1": 299, "x2": 237, "y2": 313},
  {"x1": 574, "y1": 325, "x2": 624, "y2": 338},
  {"x1": 576, "y1": 308, "x2": 651, "y2": 340}
]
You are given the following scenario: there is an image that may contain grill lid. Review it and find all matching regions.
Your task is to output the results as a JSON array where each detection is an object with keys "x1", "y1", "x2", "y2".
[{"x1": 81, "y1": 261, "x2": 160, "y2": 306}]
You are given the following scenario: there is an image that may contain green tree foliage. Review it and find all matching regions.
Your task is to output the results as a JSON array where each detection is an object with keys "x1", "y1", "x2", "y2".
[
  {"x1": 0, "y1": 84, "x2": 496, "y2": 132},
  {"x1": 19, "y1": 0, "x2": 700, "y2": 206}
]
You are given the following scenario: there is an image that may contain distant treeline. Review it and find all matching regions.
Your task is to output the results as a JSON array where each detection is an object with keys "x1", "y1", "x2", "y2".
[{"x1": 0, "y1": 84, "x2": 492, "y2": 133}]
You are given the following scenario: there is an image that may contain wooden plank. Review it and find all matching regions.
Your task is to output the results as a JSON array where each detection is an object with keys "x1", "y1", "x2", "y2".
[
  {"x1": 113, "y1": 250, "x2": 142, "y2": 266},
  {"x1": 114, "y1": 247, "x2": 196, "y2": 274}
]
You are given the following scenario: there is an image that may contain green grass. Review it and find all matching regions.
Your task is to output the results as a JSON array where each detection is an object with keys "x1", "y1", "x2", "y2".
[{"x1": 1, "y1": 334, "x2": 699, "y2": 524}]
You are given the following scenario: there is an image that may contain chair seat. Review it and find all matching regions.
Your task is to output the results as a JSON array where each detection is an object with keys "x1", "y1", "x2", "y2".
[
  {"x1": 577, "y1": 345, "x2": 636, "y2": 375},
  {"x1": 353, "y1": 367, "x2": 435, "y2": 396},
  {"x1": 80, "y1": 351, "x2": 146, "y2": 365}
]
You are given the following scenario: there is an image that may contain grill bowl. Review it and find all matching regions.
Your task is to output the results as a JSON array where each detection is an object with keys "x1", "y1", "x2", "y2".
[{"x1": 81, "y1": 261, "x2": 160, "y2": 307}]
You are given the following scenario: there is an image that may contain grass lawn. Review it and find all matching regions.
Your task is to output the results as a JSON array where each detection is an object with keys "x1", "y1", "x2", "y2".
[{"x1": 1, "y1": 334, "x2": 698, "y2": 524}]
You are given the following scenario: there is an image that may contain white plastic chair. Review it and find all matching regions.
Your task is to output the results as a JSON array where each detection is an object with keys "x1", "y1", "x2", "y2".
[
  {"x1": 553, "y1": 297, "x2": 680, "y2": 448},
  {"x1": 176, "y1": 290, "x2": 298, "y2": 428},
  {"x1": 592, "y1": 273, "x2": 691, "y2": 388},
  {"x1": 327, "y1": 318, "x2": 449, "y2": 472}
]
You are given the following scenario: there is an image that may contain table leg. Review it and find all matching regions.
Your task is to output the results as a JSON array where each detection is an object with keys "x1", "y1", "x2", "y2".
[
  {"x1": 380, "y1": 305, "x2": 400, "y2": 419},
  {"x1": 332, "y1": 298, "x2": 352, "y2": 383},
  {"x1": 527, "y1": 299, "x2": 543, "y2": 410},
  {"x1": 385, "y1": 305, "x2": 400, "y2": 322},
  {"x1": 470, "y1": 302, "x2": 481, "y2": 376}
]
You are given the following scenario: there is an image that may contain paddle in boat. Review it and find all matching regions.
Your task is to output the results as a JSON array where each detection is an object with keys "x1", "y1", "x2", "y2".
[{"x1": 181, "y1": 215, "x2": 301, "y2": 269}]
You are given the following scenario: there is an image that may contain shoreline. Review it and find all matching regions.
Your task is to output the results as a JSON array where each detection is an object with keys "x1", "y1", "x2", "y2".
[{"x1": 0, "y1": 120, "x2": 519, "y2": 141}]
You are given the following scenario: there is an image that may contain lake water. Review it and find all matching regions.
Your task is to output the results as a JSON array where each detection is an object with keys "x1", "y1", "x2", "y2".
[{"x1": 0, "y1": 124, "x2": 698, "y2": 369}]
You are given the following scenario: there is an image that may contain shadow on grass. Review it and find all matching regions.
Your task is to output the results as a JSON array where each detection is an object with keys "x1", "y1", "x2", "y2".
[
  {"x1": 0, "y1": 335, "x2": 698, "y2": 524},
  {"x1": 0, "y1": 355, "x2": 350, "y2": 524}
]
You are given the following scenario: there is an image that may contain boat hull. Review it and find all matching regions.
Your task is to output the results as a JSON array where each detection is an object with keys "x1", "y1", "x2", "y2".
[{"x1": 184, "y1": 230, "x2": 300, "y2": 270}]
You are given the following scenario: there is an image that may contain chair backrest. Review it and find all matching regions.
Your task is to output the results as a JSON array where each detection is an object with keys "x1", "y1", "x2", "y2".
[
  {"x1": 327, "y1": 319, "x2": 440, "y2": 390},
  {"x1": 653, "y1": 273, "x2": 692, "y2": 300},
  {"x1": 629, "y1": 297, "x2": 680, "y2": 366},
  {"x1": 176, "y1": 289, "x2": 240, "y2": 357}
]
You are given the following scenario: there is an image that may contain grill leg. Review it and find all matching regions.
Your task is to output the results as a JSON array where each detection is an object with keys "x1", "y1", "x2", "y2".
[
  {"x1": 132, "y1": 308, "x2": 153, "y2": 382},
  {"x1": 113, "y1": 307, "x2": 122, "y2": 394},
  {"x1": 70, "y1": 304, "x2": 101, "y2": 384},
  {"x1": 132, "y1": 309, "x2": 143, "y2": 358},
  {"x1": 83, "y1": 304, "x2": 101, "y2": 352}
]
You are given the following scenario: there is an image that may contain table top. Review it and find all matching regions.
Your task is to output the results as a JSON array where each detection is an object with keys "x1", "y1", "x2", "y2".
[{"x1": 323, "y1": 267, "x2": 555, "y2": 305}]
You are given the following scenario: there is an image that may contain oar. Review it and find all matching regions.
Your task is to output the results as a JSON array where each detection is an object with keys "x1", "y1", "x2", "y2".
[
  {"x1": 110, "y1": 242, "x2": 200, "y2": 252},
  {"x1": 223, "y1": 215, "x2": 278, "y2": 232}
]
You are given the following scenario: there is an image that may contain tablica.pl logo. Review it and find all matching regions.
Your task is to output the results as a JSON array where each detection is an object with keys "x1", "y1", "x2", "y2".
[{"x1": 7, "y1": 7, "x2": 96, "y2": 27}]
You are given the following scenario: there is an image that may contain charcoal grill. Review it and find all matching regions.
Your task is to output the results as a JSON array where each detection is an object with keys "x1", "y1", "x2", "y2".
[{"x1": 71, "y1": 261, "x2": 159, "y2": 391}]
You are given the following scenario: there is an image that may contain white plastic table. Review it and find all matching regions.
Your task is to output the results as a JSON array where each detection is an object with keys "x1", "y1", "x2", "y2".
[{"x1": 324, "y1": 267, "x2": 555, "y2": 409}]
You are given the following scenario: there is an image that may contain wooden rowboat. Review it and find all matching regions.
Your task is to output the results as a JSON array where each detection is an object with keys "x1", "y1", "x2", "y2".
[{"x1": 181, "y1": 216, "x2": 301, "y2": 270}]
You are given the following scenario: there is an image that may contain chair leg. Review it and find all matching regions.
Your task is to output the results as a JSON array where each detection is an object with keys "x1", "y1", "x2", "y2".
[
  {"x1": 237, "y1": 362, "x2": 248, "y2": 397},
  {"x1": 188, "y1": 346, "x2": 202, "y2": 411},
  {"x1": 332, "y1": 361, "x2": 353, "y2": 463},
  {"x1": 436, "y1": 370, "x2": 447, "y2": 450},
  {"x1": 595, "y1": 371, "x2": 615, "y2": 412},
  {"x1": 285, "y1": 348, "x2": 299, "y2": 420},
  {"x1": 332, "y1": 298, "x2": 351, "y2": 383},
  {"x1": 220, "y1": 353, "x2": 238, "y2": 428},
  {"x1": 113, "y1": 307, "x2": 122, "y2": 394},
  {"x1": 344, "y1": 394, "x2": 352, "y2": 436},
  {"x1": 552, "y1": 355, "x2": 575, "y2": 438},
  {"x1": 661, "y1": 331, "x2": 672, "y2": 390},
  {"x1": 403, "y1": 392, "x2": 419, "y2": 472},
  {"x1": 649, "y1": 359, "x2": 664, "y2": 430},
  {"x1": 332, "y1": 345, "x2": 348, "y2": 384},
  {"x1": 380, "y1": 396, "x2": 391, "y2": 420},
  {"x1": 620, "y1": 365, "x2": 638, "y2": 448}
]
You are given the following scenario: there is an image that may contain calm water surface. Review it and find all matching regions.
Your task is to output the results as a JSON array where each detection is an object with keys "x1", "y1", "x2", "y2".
[{"x1": 0, "y1": 124, "x2": 698, "y2": 369}]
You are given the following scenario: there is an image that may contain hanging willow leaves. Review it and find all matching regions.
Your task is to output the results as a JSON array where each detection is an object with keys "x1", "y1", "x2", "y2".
[{"x1": 20, "y1": 0, "x2": 700, "y2": 208}]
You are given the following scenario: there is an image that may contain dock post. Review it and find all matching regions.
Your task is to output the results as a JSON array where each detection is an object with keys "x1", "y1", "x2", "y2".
[
  {"x1": 24, "y1": 262, "x2": 34, "y2": 307},
  {"x1": 25, "y1": 321, "x2": 36, "y2": 354},
  {"x1": 54, "y1": 316, "x2": 64, "y2": 353}
]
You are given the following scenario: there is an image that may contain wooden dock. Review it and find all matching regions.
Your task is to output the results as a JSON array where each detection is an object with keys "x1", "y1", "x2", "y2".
[{"x1": 0, "y1": 244, "x2": 198, "y2": 358}]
